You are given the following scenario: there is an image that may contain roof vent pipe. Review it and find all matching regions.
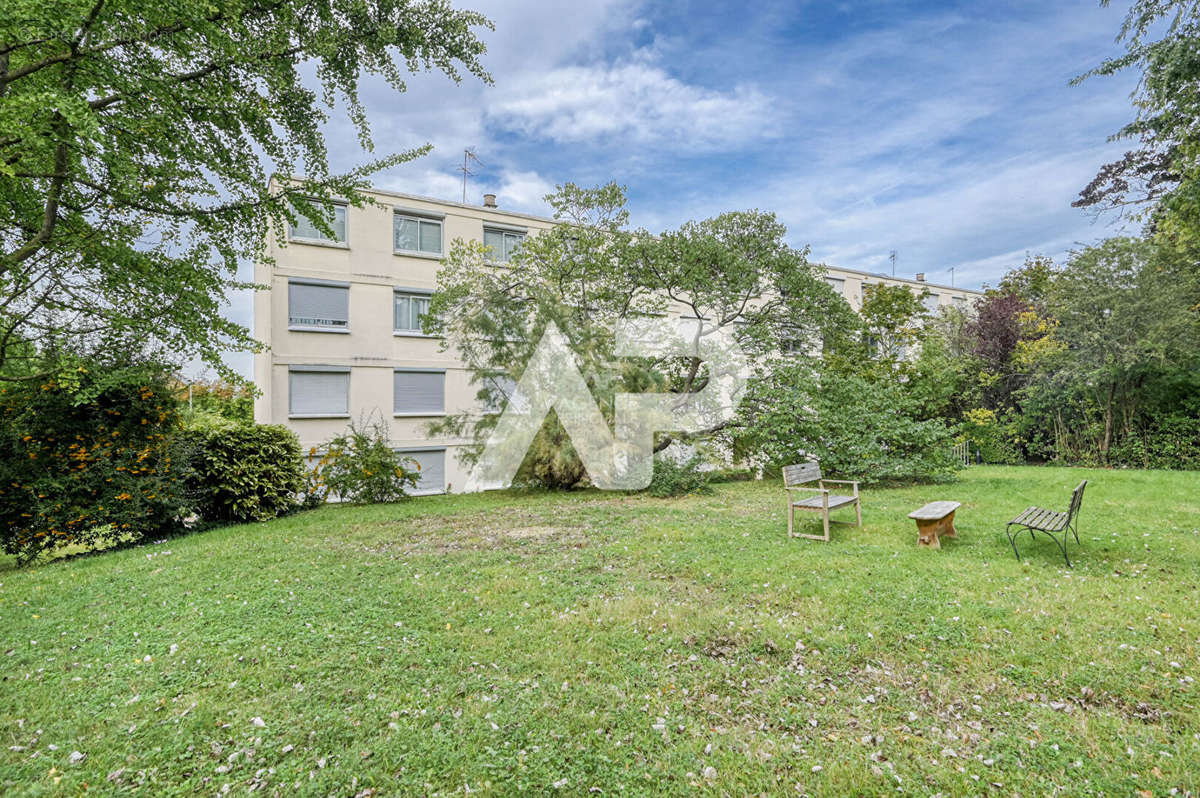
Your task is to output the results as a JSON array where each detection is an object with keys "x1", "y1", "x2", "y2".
[
  {"x1": 482, "y1": 193, "x2": 497, "y2": 208},
  {"x1": 915, "y1": 272, "x2": 926, "y2": 282}
]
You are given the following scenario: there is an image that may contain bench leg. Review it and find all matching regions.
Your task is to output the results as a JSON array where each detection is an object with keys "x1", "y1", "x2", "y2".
[
  {"x1": 941, "y1": 510, "x2": 958, "y2": 539},
  {"x1": 787, "y1": 500, "x2": 793, "y2": 539},
  {"x1": 855, "y1": 499, "x2": 862, "y2": 528},
  {"x1": 1005, "y1": 523, "x2": 1023, "y2": 562},
  {"x1": 1050, "y1": 530, "x2": 1071, "y2": 568},
  {"x1": 822, "y1": 509, "x2": 830, "y2": 542},
  {"x1": 1007, "y1": 524, "x2": 1072, "y2": 567},
  {"x1": 915, "y1": 519, "x2": 941, "y2": 549}
]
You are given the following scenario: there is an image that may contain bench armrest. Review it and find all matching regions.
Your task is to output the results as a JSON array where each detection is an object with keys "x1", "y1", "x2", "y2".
[{"x1": 819, "y1": 479, "x2": 859, "y2": 486}]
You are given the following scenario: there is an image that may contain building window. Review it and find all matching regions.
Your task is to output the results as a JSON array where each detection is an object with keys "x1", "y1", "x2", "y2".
[
  {"x1": 396, "y1": 448, "x2": 446, "y2": 495},
  {"x1": 483, "y1": 374, "x2": 530, "y2": 413},
  {"x1": 923, "y1": 293, "x2": 941, "y2": 313},
  {"x1": 289, "y1": 201, "x2": 347, "y2": 244},
  {"x1": 483, "y1": 228, "x2": 525, "y2": 261},
  {"x1": 394, "y1": 369, "x2": 445, "y2": 415},
  {"x1": 825, "y1": 277, "x2": 845, "y2": 295},
  {"x1": 289, "y1": 367, "x2": 350, "y2": 417},
  {"x1": 394, "y1": 213, "x2": 442, "y2": 255},
  {"x1": 288, "y1": 279, "x2": 349, "y2": 331},
  {"x1": 394, "y1": 290, "x2": 431, "y2": 333},
  {"x1": 953, "y1": 295, "x2": 968, "y2": 309}
]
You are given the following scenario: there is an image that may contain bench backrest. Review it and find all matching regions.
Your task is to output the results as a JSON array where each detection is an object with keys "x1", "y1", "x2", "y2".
[
  {"x1": 783, "y1": 460, "x2": 822, "y2": 487},
  {"x1": 1067, "y1": 480, "x2": 1087, "y2": 522}
]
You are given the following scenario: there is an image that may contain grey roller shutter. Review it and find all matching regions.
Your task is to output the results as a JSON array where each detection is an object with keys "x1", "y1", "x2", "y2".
[
  {"x1": 394, "y1": 370, "x2": 444, "y2": 414},
  {"x1": 289, "y1": 370, "x2": 349, "y2": 415},
  {"x1": 400, "y1": 449, "x2": 446, "y2": 494},
  {"x1": 289, "y1": 282, "x2": 349, "y2": 328}
]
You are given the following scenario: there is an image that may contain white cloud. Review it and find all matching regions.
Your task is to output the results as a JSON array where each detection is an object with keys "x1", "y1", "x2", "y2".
[
  {"x1": 486, "y1": 57, "x2": 775, "y2": 149},
  {"x1": 489, "y1": 169, "x2": 558, "y2": 212}
]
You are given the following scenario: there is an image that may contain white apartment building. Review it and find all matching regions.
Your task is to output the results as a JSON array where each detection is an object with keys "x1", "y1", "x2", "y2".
[{"x1": 253, "y1": 183, "x2": 984, "y2": 494}]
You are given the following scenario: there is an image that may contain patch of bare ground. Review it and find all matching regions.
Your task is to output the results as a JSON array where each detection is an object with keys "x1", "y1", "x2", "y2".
[{"x1": 322, "y1": 505, "x2": 609, "y2": 556}]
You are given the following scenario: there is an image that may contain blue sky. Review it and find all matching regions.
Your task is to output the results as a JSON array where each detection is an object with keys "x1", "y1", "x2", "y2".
[{"x1": 221, "y1": 0, "x2": 1142, "y2": 377}]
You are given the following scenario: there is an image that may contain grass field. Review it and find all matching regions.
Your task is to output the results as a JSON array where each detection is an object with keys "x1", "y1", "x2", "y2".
[{"x1": 1, "y1": 466, "x2": 1198, "y2": 795}]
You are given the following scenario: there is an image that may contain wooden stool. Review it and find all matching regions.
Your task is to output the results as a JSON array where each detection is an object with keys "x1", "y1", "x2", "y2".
[{"x1": 908, "y1": 501, "x2": 961, "y2": 549}]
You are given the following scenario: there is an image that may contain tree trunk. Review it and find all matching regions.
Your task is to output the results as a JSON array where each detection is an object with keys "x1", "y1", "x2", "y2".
[{"x1": 1100, "y1": 381, "x2": 1116, "y2": 462}]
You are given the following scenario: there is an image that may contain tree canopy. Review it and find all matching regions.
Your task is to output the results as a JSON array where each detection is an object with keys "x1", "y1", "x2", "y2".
[
  {"x1": 0, "y1": 0, "x2": 492, "y2": 378},
  {"x1": 1073, "y1": 0, "x2": 1200, "y2": 243},
  {"x1": 427, "y1": 182, "x2": 855, "y2": 488}
]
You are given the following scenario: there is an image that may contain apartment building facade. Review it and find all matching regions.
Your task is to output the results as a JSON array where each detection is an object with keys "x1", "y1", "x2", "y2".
[{"x1": 253, "y1": 184, "x2": 984, "y2": 494}]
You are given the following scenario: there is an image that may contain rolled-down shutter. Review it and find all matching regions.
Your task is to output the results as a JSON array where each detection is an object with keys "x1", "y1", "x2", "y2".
[
  {"x1": 289, "y1": 369, "x2": 349, "y2": 416},
  {"x1": 399, "y1": 449, "x2": 445, "y2": 494},
  {"x1": 289, "y1": 282, "x2": 349, "y2": 328},
  {"x1": 394, "y1": 370, "x2": 444, "y2": 414}
]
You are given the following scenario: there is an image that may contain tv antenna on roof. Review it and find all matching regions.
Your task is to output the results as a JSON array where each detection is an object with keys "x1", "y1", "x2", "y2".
[
  {"x1": 889, "y1": 250, "x2": 897, "y2": 277},
  {"x1": 459, "y1": 148, "x2": 483, "y2": 204}
]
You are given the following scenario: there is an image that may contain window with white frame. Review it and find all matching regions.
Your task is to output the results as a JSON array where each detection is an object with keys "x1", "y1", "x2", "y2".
[
  {"x1": 289, "y1": 201, "x2": 347, "y2": 244},
  {"x1": 393, "y1": 290, "x2": 431, "y2": 333},
  {"x1": 396, "y1": 448, "x2": 446, "y2": 495},
  {"x1": 953, "y1": 295, "x2": 968, "y2": 309},
  {"x1": 825, "y1": 276, "x2": 845, "y2": 295},
  {"x1": 923, "y1": 292, "x2": 941, "y2": 313},
  {"x1": 483, "y1": 227, "x2": 525, "y2": 261},
  {"x1": 289, "y1": 367, "x2": 350, "y2": 417},
  {"x1": 394, "y1": 211, "x2": 442, "y2": 255},
  {"x1": 288, "y1": 279, "x2": 349, "y2": 330},
  {"x1": 394, "y1": 369, "x2": 444, "y2": 415}
]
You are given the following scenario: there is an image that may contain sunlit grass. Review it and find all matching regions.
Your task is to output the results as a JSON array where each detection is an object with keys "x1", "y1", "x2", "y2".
[{"x1": 1, "y1": 466, "x2": 1197, "y2": 795}]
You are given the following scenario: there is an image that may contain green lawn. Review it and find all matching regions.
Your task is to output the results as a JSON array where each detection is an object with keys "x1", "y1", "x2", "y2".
[{"x1": 1, "y1": 466, "x2": 1198, "y2": 795}]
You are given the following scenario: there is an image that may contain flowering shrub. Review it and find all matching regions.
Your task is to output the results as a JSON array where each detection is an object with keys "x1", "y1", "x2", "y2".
[
  {"x1": 0, "y1": 366, "x2": 188, "y2": 563},
  {"x1": 304, "y1": 420, "x2": 420, "y2": 505}
]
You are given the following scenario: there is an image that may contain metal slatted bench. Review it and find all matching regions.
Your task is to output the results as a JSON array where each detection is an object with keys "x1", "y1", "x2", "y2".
[
  {"x1": 784, "y1": 459, "x2": 862, "y2": 542},
  {"x1": 1005, "y1": 480, "x2": 1088, "y2": 567}
]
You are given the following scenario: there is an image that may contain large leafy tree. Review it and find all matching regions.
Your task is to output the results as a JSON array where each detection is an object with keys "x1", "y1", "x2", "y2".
[
  {"x1": 0, "y1": 0, "x2": 492, "y2": 378},
  {"x1": 853, "y1": 282, "x2": 929, "y2": 375},
  {"x1": 1028, "y1": 237, "x2": 1199, "y2": 460},
  {"x1": 427, "y1": 182, "x2": 853, "y2": 488},
  {"x1": 1073, "y1": 1, "x2": 1200, "y2": 241}
]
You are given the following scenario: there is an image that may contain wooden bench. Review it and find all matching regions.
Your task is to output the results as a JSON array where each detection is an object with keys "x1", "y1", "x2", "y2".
[
  {"x1": 1006, "y1": 480, "x2": 1087, "y2": 567},
  {"x1": 908, "y1": 501, "x2": 961, "y2": 549},
  {"x1": 784, "y1": 460, "x2": 862, "y2": 542}
]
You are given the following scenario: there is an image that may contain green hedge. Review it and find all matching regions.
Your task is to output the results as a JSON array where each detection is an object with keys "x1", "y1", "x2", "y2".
[{"x1": 182, "y1": 424, "x2": 304, "y2": 523}]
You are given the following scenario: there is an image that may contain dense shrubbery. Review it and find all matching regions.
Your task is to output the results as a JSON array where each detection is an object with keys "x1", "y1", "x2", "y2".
[
  {"x1": 745, "y1": 368, "x2": 958, "y2": 484},
  {"x1": 646, "y1": 453, "x2": 713, "y2": 497},
  {"x1": 305, "y1": 421, "x2": 420, "y2": 504},
  {"x1": 175, "y1": 377, "x2": 255, "y2": 424},
  {"x1": 920, "y1": 243, "x2": 1200, "y2": 469},
  {"x1": 1109, "y1": 415, "x2": 1200, "y2": 470},
  {"x1": 182, "y1": 422, "x2": 305, "y2": 523},
  {"x1": 959, "y1": 409, "x2": 1023, "y2": 465},
  {"x1": 0, "y1": 365, "x2": 189, "y2": 563}
]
